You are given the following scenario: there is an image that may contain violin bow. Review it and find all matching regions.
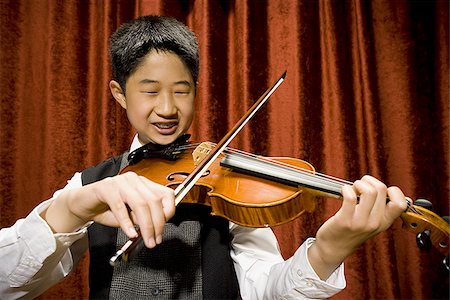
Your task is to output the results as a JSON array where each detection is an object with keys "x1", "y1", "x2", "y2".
[{"x1": 110, "y1": 71, "x2": 287, "y2": 266}]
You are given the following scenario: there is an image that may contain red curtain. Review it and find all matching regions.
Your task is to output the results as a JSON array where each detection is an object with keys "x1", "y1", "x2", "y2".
[{"x1": 0, "y1": 0, "x2": 448, "y2": 299}]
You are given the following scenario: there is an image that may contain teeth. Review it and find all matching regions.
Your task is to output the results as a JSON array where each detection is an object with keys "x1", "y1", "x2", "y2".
[{"x1": 156, "y1": 123, "x2": 175, "y2": 129}]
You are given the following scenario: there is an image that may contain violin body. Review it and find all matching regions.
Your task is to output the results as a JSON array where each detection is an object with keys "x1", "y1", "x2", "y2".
[{"x1": 120, "y1": 145, "x2": 318, "y2": 227}]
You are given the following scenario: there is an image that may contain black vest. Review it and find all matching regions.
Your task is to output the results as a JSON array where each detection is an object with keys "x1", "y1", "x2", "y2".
[{"x1": 82, "y1": 154, "x2": 239, "y2": 299}]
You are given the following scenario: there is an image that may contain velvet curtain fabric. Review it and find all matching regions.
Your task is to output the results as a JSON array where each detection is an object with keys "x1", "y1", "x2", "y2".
[{"x1": 0, "y1": 0, "x2": 448, "y2": 299}]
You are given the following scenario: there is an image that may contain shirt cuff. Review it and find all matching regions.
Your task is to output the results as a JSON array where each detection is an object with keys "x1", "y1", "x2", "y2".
[
  {"x1": 286, "y1": 237, "x2": 346, "y2": 299},
  {"x1": 8, "y1": 199, "x2": 89, "y2": 287}
]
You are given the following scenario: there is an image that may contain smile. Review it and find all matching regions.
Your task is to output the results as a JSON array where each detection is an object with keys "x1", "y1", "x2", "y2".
[
  {"x1": 154, "y1": 122, "x2": 177, "y2": 129},
  {"x1": 152, "y1": 122, "x2": 179, "y2": 135}
]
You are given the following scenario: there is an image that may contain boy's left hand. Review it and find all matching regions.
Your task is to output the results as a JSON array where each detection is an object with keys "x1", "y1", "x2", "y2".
[{"x1": 308, "y1": 175, "x2": 408, "y2": 280}]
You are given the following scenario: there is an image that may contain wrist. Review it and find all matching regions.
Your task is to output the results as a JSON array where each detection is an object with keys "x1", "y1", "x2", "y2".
[
  {"x1": 40, "y1": 189, "x2": 87, "y2": 233},
  {"x1": 307, "y1": 238, "x2": 351, "y2": 280}
]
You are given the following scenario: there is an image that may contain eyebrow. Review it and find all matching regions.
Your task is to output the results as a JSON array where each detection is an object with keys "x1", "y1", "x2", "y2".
[
  {"x1": 138, "y1": 79, "x2": 158, "y2": 84},
  {"x1": 174, "y1": 80, "x2": 192, "y2": 86},
  {"x1": 138, "y1": 79, "x2": 192, "y2": 86}
]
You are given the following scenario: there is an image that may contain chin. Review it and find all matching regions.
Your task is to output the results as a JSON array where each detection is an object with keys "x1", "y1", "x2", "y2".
[
  {"x1": 153, "y1": 135, "x2": 179, "y2": 145},
  {"x1": 138, "y1": 134, "x2": 173, "y2": 146}
]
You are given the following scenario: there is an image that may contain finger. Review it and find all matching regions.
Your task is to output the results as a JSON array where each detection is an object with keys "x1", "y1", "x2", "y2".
[
  {"x1": 340, "y1": 184, "x2": 358, "y2": 216},
  {"x1": 385, "y1": 186, "x2": 407, "y2": 222},
  {"x1": 162, "y1": 193, "x2": 176, "y2": 221},
  {"x1": 95, "y1": 178, "x2": 139, "y2": 238},
  {"x1": 130, "y1": 210, "x2": 138, "y2": 224},
  {"x1": 139, "y1": 177, "x2": 176, "y2": 219},
  {"x1": 131, "y1": 204, "x2": 156, "y2": 248},
  {"x1": 119, "y1": 173, "x2": 158, "y2": 248},
  {"x1": 140, "y1": 177, "x2": 176, "y2": 244},
  {"x1": 361, "y1": 175, "x2": 388, "y2": 219},
  {"x1": 351, "y1": 179, "x2": 377, "y2": 220},
  {"x1": 140, "y1": 178, "x2": 168, "y2": 244},
  {"x1": 107, "y1": 201, "x2": 139, "y2": 239}
]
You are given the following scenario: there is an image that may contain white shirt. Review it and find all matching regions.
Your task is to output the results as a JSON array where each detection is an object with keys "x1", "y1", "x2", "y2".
[{"x1": 0, "y1": 136, "x2": 346, "y2": 299}]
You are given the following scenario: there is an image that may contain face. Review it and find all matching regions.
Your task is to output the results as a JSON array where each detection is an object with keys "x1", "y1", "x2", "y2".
[{"x1": 110, "y1": 50, "x2": 195, "y2": 145}]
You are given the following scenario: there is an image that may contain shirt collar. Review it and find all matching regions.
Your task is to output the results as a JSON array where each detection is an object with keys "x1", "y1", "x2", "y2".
[{"x1": 129, "y1": 134, "x2": 143, "y2": 153}]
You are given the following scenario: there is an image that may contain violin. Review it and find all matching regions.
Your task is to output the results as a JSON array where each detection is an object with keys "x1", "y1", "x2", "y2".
[{"x1": 109, "y1": 72, "x2": 450, "y2": 270}]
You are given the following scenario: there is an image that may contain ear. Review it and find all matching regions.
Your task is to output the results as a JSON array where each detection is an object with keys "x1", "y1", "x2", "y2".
[{"x1": 109, "y1": 80, "x2": 127, "y2": 109}]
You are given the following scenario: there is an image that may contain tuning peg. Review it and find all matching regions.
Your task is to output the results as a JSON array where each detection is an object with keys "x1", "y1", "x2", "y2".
[
  {"x1": 443, "y1": 255, "x2": 450, "y2": 271},
  {"x1": 442, "y1": 216, "x2": 450, "y2": 225},
  {"x1": 416, "y1": 230, "x2": 432, "y2": 250},
  {"x1": 414, "y1": 198, "x2": 433, "y2": 210}
]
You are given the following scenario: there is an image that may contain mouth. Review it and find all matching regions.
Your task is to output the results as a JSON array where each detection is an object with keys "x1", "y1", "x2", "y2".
[{"x1": 152, "y1": 122, "x2": 178, "y2": 135}]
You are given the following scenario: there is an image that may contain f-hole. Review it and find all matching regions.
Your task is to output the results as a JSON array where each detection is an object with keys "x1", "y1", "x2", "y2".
[{"x1": 167, "y1": 170, "x2": 211, "y2": 181}]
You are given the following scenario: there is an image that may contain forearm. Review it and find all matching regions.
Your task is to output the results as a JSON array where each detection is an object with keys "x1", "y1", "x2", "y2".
[{"x1": 307, "y1": 238, "x2": 350, "y2": 280}]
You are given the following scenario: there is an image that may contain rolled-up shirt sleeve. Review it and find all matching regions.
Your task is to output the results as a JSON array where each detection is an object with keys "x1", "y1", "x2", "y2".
[{"x1": 230, "y1": 224, "x2": 346, "y2": 300}]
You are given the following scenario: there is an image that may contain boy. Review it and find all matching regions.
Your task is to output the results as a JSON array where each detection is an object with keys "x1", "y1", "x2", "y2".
[{"x1": 0, "y1": 15, "x2": 407, "y2": 299}]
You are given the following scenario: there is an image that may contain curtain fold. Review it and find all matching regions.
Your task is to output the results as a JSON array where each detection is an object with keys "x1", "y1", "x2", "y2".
[{"x1": 0, "y1": 0, "x2": 448, "y2": 299}]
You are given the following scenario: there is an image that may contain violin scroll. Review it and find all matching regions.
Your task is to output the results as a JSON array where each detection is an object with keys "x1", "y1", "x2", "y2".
[{"x1": 400, "y1": 199, "x2": 450, "y2": 270}]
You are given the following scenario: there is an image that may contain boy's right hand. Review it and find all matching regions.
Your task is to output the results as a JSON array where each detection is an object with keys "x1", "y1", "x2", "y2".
[{"x1": 42, "y1": 172, "x2": 176, "y2": 248}]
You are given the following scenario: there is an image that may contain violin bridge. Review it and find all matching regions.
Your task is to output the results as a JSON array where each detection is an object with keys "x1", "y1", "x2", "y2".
[{"x1": 192, "y1": 142, "x2": 215, "y2": 165}]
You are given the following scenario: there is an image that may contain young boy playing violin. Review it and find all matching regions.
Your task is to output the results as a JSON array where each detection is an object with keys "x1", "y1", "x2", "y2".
[{"x1": 0, "y1": 15, "x2": 407, "y2": 299}]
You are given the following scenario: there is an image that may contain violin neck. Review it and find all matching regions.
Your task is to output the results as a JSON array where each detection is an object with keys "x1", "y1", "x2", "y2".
[{"x1": 220, "y1": 152, "x2": 344, "y2": 198}]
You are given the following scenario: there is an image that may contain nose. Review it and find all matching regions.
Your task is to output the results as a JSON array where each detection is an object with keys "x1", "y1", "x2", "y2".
[{"x1": 154, "y1": 92, "x2": 177, "y2": 117}]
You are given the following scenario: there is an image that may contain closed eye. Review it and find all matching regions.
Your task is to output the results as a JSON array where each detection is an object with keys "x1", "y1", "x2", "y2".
[{"x1": 174, "y1": 80, "x2": 193, "y2": 95}]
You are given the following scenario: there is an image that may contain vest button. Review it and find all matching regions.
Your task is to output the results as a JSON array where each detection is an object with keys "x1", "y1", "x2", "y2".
[{"x1": 151, "y1": 288, "x2": 161, "y2": 296}]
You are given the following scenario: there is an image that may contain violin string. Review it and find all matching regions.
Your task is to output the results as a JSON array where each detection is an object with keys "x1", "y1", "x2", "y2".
[
  {"x1": 405, "y1": 201, "x2": 422, "y2": 214},
  {"x1": 231, "y1": 149, "x2": 423, "y2": 214},
  {"x1": 221, "y1": 146, "x2": 353, "y2": 187},
  {"x1": 175, "y1": 142, "x2": 423, "y2": 215},
  {"x1": 179, "y1": 141, "x2": 355, "y2": 188}
]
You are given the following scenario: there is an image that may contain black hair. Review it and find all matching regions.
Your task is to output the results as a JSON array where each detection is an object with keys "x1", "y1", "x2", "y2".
[{"x1": 109, "y1": 15, "x2": 199, "y2": 91}]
